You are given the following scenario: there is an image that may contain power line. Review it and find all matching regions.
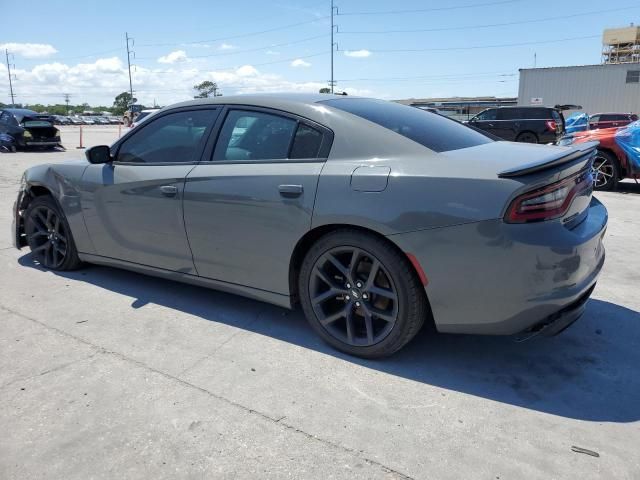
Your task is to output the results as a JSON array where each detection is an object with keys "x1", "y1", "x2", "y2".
[
  {"x1": 136, "y1": 33, "x2": 329, "y2": 60},
  {"x1": 337, "y1": 72, "x2": 517, "y2": 82},
  {"x1": 347, "y1": 34, "x2": 600, "y2": 53},
  {"x1": 339, "y1": 5, "x2": 640, "y2": 34},
  {"x1": 134, "y1": 50, "x2": 328, "y2": 74},
  {"x1": 138, "y1": 16, "x2": 330, "y2": 48},
  {"x1": 338, "y1": 0, "x2": 524, "y2": 16}
]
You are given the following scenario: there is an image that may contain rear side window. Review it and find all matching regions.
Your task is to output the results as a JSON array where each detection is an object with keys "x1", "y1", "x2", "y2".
[
  {"x1": 498, "y1": 108, "x2": 550, "y2": 120},
  {"x1": 213, "y1": 110, "x2": 296, "y2": 161},
  {"x1": 290, "y1": 124, "x2": 323, "y2": 159},
  {"x1": 322, "y1": 98, "x2": 492, "y2": 152}
]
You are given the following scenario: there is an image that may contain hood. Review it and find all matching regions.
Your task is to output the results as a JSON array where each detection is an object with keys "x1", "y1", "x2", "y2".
[{"x1": 571, "y1": 126, "x2": 618, "y2": 140}]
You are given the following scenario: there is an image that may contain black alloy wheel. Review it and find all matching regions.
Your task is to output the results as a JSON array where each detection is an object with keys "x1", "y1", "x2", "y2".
[
  {"x1": 309, "y1": 246, "x2": 399, "y2": 347},
  {"x1": 299, "y1": 230, "x2": 428, "y2": 358},
  {"x1": 24, "y1": 196, "x2": 81, "y2": 270}
]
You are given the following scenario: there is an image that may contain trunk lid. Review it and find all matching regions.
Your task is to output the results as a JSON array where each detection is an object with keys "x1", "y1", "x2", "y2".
[{"x1": 439, "y1": 140, "x2": 596, "y2": 226}]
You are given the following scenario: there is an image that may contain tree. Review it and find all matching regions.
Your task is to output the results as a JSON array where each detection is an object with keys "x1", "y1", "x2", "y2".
[
  {"x1": 194, "y1": 81, "x2": 220, "y2": 98},
  {"x1": 113, "y1": 92, "x2": 137, "y2": 115},
  {"x1": 319, "y1": 87, "x2": 331, "y2": 94}
]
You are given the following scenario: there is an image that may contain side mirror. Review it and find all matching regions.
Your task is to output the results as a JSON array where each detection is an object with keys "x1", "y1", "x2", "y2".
[{"x1": 86, "y1": 145, "x2": 111, "y2": 164}]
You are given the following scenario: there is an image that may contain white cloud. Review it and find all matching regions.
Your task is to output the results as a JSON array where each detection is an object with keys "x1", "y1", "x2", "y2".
[
  {"x1": 265, "y1": 50, "x2": 280, "y2": 56},
  {"x1": 157, "y1": 50, "x2": 188, "y2": 64},
  {"x1": 8, "y1": 57, "x2": 375, "y2": 107},
  {"x1": 236, "y1": 65, "x2": 259, "y2": 77},
  {"x1": 344, "y1": 49, "x2": 372, "y2": 58},
  {"x1": 0, "y1": 42, "x2": 57, "y2": 58},
  {"x1": 290, "y1": 59, "x2": 311, "y2": 68},
  {"x1": 218, "y1": 43, "x2": 235, "y2": 50}
]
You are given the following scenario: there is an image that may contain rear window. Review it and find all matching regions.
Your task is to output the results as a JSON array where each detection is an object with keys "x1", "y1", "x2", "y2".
[
  {"x1": 321, "y1": 98, "x2": 492, "y2": 152},
  {"x1": 497, "y1": 108, "x2": 551, "y2": 120}
]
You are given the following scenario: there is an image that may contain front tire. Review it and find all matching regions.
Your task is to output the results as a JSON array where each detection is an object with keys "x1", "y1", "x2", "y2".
[
  {"x1": 24, "y1": 196, "x2": 82, "y2": 271},
  {"x1": 299, "y1": 230, "x2": 428, "y2": 358},
  {"x1": 592, "y1": 150, "x2": 619, "y2": 191}
]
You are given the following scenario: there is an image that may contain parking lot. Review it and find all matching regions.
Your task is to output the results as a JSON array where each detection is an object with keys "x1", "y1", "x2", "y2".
[{"x1": 1, "y1": 127, "x2": 639, "y2": 479}]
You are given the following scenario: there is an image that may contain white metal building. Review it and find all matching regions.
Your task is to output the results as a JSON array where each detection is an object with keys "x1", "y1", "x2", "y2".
[{"x1": 518, "y1": 63, "x2": 640, "y2": 114}]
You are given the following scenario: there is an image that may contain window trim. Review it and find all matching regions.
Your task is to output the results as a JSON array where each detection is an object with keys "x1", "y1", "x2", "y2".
[
  {"x1": 199, "y1": 104, "x2": 334, "y2": 165},
  {"x1": 111, "y1": 105, "x2": 221, "y2": 166}
]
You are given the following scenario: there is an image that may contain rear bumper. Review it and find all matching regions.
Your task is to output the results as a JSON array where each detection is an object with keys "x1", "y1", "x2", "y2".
[{"x1": 388, "y1": 197, "x2": 607, "y2": 335}]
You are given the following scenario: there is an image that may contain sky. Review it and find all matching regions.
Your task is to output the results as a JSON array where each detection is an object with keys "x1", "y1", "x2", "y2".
[{"x1": 1, "y1": 0, "x2": 638, "y2": 107}]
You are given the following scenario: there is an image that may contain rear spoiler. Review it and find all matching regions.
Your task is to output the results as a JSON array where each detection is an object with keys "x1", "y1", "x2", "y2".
[{"x1": 498, "y1": 141, "x2": 598, "y2": 178}]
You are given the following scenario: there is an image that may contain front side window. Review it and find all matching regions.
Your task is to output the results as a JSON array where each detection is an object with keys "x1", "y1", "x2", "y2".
[
  {"x1": 475, "y1": 109, "x2": 497, "y2": 121},
  {"x1": 117, "y1": 109, "x2": 216, "y2": 164},
  {"x1": 213, "y1": 110, "x2": 296, "y2": 161}
]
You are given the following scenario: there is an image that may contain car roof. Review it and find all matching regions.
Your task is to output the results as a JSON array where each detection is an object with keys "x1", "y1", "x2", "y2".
[
  {"x1": 161, "y1": 93, "x2": 361, "y2": 127},
  {"x1": 3, "y1": 108, "x2": 38, "y2": 116}
]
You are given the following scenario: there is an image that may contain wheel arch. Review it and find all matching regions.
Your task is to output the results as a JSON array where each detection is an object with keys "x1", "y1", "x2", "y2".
[
  {"x1": 15, "y1": 183, "x2": 61, "y2": 248},
  {"x1": 288, "y1": 223, "x2": 431, "y2": 309}
]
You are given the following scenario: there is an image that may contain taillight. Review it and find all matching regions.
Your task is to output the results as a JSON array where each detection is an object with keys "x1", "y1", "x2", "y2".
[
  {"x1": 505, "y1": 169, "x2": 592, "y2": 223},
  {"x1": 545, "y1": 120, "x2": 557, "y2": 132}
]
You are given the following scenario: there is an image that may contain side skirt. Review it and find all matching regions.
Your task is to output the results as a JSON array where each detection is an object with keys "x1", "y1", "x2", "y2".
[{"x1": 78, "y1": 253, "x2": 293, "y2": 309}]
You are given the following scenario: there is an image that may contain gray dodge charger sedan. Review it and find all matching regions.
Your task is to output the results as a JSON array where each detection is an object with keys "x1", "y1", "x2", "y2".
[{"x1": 12, "y1": 94, "x2": 607, "y2": 358}]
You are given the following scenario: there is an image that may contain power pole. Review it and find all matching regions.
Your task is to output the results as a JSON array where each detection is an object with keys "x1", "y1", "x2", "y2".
[
  {"x1": 5, "y1": 49, "x2": 16, "y2": 107},
  {"x1": 125, "y1": 32, "x2": 135, "y2": 114},
  {"x1": 329, "y1": 0, "x2": 338, "y2": 93},
  {"x1": 63, "y1": 93, "x2": 71, "y2": 114}
]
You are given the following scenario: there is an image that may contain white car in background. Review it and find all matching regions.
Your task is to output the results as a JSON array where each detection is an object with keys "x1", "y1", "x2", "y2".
[{"x1": 131, "y1": 109, "x2": 161, "y2": 129}]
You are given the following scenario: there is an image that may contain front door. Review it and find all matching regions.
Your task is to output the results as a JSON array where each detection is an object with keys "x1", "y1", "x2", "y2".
[
  {"x1": 183, "y1": 107, "x2": 332, "y2": 295},
  {"x1": 81, "y1": 107, "x2": 219, "y2": 272}
]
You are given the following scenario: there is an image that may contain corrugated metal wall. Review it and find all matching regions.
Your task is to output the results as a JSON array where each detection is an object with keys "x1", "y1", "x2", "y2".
[{"x1": 518, "y1": 64, "x2": 640, "y2": 113}]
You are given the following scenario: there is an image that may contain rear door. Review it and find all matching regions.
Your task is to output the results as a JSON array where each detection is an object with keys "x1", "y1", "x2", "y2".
[
  {"x1": 493, "y1": 108, "x2": 523, "y2": 141},
  {"x1": 183, "y1": 106, "x2": 332, "y2": 295}
]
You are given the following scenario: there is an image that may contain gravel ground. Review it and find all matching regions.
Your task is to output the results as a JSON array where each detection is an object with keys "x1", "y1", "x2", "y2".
[{"x1": 1, "y1": 126, "x2": 639, "y2": 479}]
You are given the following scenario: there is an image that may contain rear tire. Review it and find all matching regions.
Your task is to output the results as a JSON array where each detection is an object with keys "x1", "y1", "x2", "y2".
[
  {"x1": 592, "y1": 150, "x2": 619, "y2": 191},
  {"x1": 24, "y1": 196, "x2": 82, "y2": 271},
  {"x1": 299, "y1": 229, "x2": 428, "y2": 358},
  {"x1": 516, "y1": 132, "x2": 538, "y2": 143}
]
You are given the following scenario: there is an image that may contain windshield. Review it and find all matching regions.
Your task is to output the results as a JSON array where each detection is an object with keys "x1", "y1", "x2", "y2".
[{"x1": 322, "y1": 98, "x2": 493, "y2": 152}]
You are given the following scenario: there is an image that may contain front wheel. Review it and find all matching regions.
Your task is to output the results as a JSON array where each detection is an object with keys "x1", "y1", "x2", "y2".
[
  {"x1": 592, "y1": 150, "x2": 619, "y2": 191},
  {"x1": 299, "y1": 230, "x2": 428, "y2": 358},
  {"x1": 24, "y1": 196, "x2": 82, "y2": 270}
]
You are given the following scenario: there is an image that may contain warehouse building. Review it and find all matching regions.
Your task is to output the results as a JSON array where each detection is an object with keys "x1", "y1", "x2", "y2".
[
  {"x1": 518, "y1": 63, "x2": 640, "y2": 113},
  {"x1": 518, "y1": 25, "x2": 640, "y2": 114}
]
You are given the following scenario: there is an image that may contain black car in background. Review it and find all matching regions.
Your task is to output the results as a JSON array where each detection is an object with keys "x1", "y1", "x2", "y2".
[
  {"x1": 0, "y1": 109, "x2": 61, "y2": 149},
  {"x1": 466, "y1": 105, "x2": 579, "y2": 144}
]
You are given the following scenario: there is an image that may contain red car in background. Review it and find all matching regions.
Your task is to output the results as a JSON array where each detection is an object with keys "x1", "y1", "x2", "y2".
[
  {"x1": 559, "y1": 125, "x2": 639, "y2": 191},
  {"x1": 588, "y1": 113, "x2": 638, "y2": 130}
]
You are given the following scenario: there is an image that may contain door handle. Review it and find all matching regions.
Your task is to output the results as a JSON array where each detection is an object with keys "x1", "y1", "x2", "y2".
[
  {"x1": 278, "y1": 184, "x2": 303, "y2": 198},
  {"x1": 160, "y1": 185, "x2": 178, "y2": 197}
]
